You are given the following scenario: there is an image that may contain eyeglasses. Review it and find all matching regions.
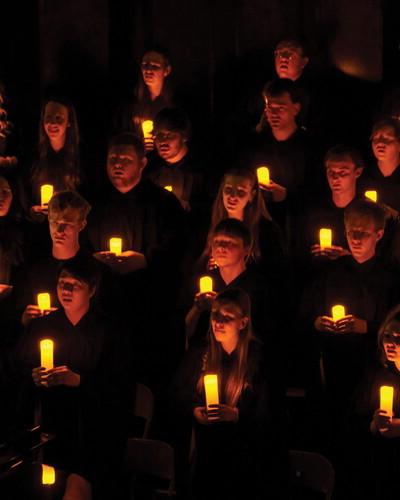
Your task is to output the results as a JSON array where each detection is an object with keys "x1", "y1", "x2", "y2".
[
  {"x1": 346, "y1": 229, "x2": 374, "y2": 240},
  {"x1": 383, "y1": 332, "x2": 400, "y2": 345},
  {"x1": 211, "y1": 311, "x2": 239, "y2": 323}
]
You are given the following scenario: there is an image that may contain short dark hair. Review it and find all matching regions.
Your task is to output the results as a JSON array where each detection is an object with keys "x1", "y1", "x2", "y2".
[
  {"x1": 154, "y1": 108, "x2": 191, "y2": 139},
  {"x1": 212, "y1": 218, "x2": 251, "y2": 248},
  {"x1": 275, "y1": 36, "x2": 309, "y2": 58},
  {"x1": 324, "y1": 145, "x2": 365, "y2": 171},
  {"x1": 344, "y1": 199, "x2": 386, "y2": 231},
  {"x1": 262, "y1": 78, "x2": 301, "y2": 104},
  {"x1": 48, "y1": 191, "x2": 91, "y2": 221},
  {"x1": 58, "y1": 256, "x2": 101, "y2": 292},
  {"x1": 371, "y1": 118, "x2": 400, "y2": 141},
  {"x1": 108, "y1": 133, "x2": 145, "y2": 159}
]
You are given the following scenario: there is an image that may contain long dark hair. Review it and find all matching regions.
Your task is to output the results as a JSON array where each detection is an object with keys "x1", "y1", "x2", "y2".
[
  {"x1": 378, "y1": 305, "x2": 400, "y2": 367},
  {"x1": 197, "y1": 288, "x2": 255, "y2": 407}
]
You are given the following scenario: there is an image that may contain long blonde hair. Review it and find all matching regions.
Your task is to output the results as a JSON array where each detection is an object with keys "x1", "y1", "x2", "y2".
[{"x1": 197, "y1": 288, "x2": 255, "y2": 407}]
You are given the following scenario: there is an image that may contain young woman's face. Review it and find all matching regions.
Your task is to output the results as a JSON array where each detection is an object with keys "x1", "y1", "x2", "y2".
[
  {"x1": 383, "y1": 326, "x2": 400, "y2": 364},
  {"x1": 371, "y1": 125, "x2": 400, "y2": 164},
  {"x1": 211, "y1": 304, "x2": 247, "y2": 346},
  {"x1": 0, "y1": 177, "x2": 12, "y2": 217},
  {"x1": 43, "y1": 101, "x2": 70, "y2": 144},
  {"x1": 141, "y1": 51, "x2": 171, "y2": 89},
  {"x1": 222, "y1": 176, "x2": 255, "y2": 218},
  {"x1": 211, "y1": 234, "x2": 247, "y2": 268}
]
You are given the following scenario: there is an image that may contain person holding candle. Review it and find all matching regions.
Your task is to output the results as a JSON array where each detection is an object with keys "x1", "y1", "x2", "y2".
[
  {"x1": 171, "y1": 288, "x2": 287, "y2": 499},
  {"x1": 15, "y1": 258, "x2": 129, "y2": 499}
]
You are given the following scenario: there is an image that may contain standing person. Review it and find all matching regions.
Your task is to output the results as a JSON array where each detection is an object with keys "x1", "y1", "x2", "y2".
[{"x1": 171, "y1": 288, "x2": 288, "y2": 500}]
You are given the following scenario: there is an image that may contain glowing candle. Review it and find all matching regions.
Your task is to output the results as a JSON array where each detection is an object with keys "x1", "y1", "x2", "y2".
[
  {"x1": 141, "y1": 120, "x2": 154, "y2": 138},
  {"x1": 365, "y1": 190, "x2": 378, "y2": 203},
  {"x1": 199, "y1": 276, "x2": 213, "y2": 294},
  {"x1": 257, "y1": 166, "x2": 270, "y2": 186},
  {"x1": 40, "y1": 184, "x2": 54, "y2": 206},
  {"x1": 37, "y1": 292, "x2": 51, "y2": 312},
  {"x1": 109, "y1": 237, "x2": 122, "y2": 255},
  {"x1": 204, "y1": 374, "x2": 219, "y2": 417},
  {"x1": 42, "y1": 464, "x2": 55, "y2": 485},
  {"x1": 164, "y1": 185, "x2": 173, "y2": 192},
  {"x1": 332, "y1": 305, "x2": 346, "y2": 322},
  {"x1": 380, "y1": 385, "x2": 394, "y2": 418},
  {"x1": 40, "y1": 339, "x2": 54, "y2": 370},
  {"x1": 319, "y1": 228, "x2": 332, "y2": 249}
]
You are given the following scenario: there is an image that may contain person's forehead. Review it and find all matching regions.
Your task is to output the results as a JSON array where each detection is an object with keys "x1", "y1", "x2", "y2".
[
  {"x1": 154, "y1": 127, "x2": 180, "y2": 136},
  {"x1": 49, "y1": 209, "x2": 80, "y2": 223},
  {"x1": 59, "y1": 272, "x2": 84, "y2": 284},
  {"x1": 108, "y1": 145, "x2": 137, "y2": 158},
  {"x1": 0, "y1": 177, "x2": 11, "y2": 190},
  {"x1": 345, "y1": 221, "x2": 375, "y2": 231},
  {"x1": 265, "y1": 92, "x2": 293, "y2": 105},
  {"x1": 276, "y1": 41, "x2": 303, "y2": 54},
  {"x1": 224, "y1": 176, "x2": 252, "y2": 187},
  {"x1": 212, "y1": 303, "x2": 237, "y2": 315},
  {"x1": 326, "y1": 159, "x2": 355, "y2": 170},
  {"x1": 142, "y1": 51, "x2": 166, "y2": 65},
  {"x1": 372, "y1": 126, "x2": 396, "y2": 138},
  {"x1": 45, "y1": 101, "x2": 68, "y2": 115}
]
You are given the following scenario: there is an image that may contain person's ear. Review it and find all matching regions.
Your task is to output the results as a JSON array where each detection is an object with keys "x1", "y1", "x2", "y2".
[
  {"x1": 376, "y1": 229, "x2": 384, "y2": 242},
  {"x1": 293, "y1": 102, "x2": 301, "y2": 116},
  {"x1": 239, "y1": 316, "x2": 249, "y2": 330},
  {"x1": 78, "y1": 219, "x2": 87, "y2": 232},
  {"x1": 164, "y1": 65, "x2": 172, "y2": 77},
  {"x1": 354, "y1": 167, "x2": 363, "y2": 179},
  {"x1": 301, "y1": 56, "x2": 309, "y2": 69},
  {"x1": 140, "y1": 156, "x2": 148, "y2": 171},
  {"x1": 89, "y1": 286, "x2": 96, "y2": 299}
]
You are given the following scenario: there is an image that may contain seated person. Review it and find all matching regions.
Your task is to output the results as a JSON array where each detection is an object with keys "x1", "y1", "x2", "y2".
[
  {"x1": 14, "y1": 258, "x2": 129, "y2": 498},
  {"x1": 170, "y1": 288, "x2": 288, "y2": 500}
]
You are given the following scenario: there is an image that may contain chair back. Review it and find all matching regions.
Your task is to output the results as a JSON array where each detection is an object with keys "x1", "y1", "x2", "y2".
[
  {"x1": 132, "y1": 382, "x2": 154, "y2": 438},
  {"x1": 290, "y1": 450, "x2": 335, "y2": 500}
]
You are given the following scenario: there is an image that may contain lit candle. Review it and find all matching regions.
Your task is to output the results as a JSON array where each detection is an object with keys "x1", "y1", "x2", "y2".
[
  {"x1": 109, "y1": 237, "x2": 122, "y2": 255},
  {"x1": 319, "y1": 228, "x2": 332, "y2": 249},
  {"x1": 199, "y1": 276, "x2": 213, "y2": 294},
  {"x1": 142, "y1": 120, "x2": 154, "y2": 138},
  {"x1": 332, "y1": 305, "x2": 346, "y2": 322},
  {"x1": 164, "y1": 185, "x2": 173, "y2": 192},
  {"x1": 40, "y1": 184, "x2": 54, "y2": 206},
  {"x1": 37, "y1": 292, "x2": 51, "y2": 312},
  {"x1": 42, "y1": 464, "x2": 55, "y2": 485},
  {"x1": 40, "y1": 339, "x2": 54, "y2": 370},
  {"x1": 204, "y1": 374, "x2": 219, "y2": 418},
  {"x1": 380, "y1": 385, "x2": 394, "y2": 418},
  {"x1": 365, "y1": 190, "x2": 378, "y2": 203},
  {"x1": 257, "y1": 166, "x2": 270, "y2": 186}
]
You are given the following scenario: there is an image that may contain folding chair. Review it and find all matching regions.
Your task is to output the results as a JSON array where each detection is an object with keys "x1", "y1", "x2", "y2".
[
  {"x1": 289, "y1": 450, "x2": 335, "y2": 500},
  {"x1": 129, "y1": 382, "x2": 154, "y2": 439}
]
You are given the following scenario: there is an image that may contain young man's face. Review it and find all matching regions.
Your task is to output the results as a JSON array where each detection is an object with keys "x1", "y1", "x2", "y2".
[
  {"x1": 326, "y1": 158, "x2": 362, "y2": 196},
  {"x1": 211, "y1": 234, "x2": 248, "y2": 269},
  {"x1": 48, "y1": 211, "x2": 85, "y2": 249},
  {"x1": 43, "y1": 101, "x2": 69, "y2": 144},
  {"x1": 264, "y1": 91, "x2": 300, "y2": 132},
  {"x1": 154, "y1": 128, "x2": 187, "y2": 163},
  {"x1": 345, "y1": 220, "x2": 383, "y2": 263},
  {"x1": 107, "y1": 145, "x2": 147, "y2": 193},
  {"x1": 0, "y1": 177, "x2": 12, "y2": 217},
  {"x1": 274, "y1": 42, "x2": 308, "y2": 81},
  {"x1": 371, "y1": 125, "x2": 400, "y2": 164},
  {"x1": 141, "y1": 51, "x2": 171, "y2": 89},
  {"x1": 57, "y1": 272, "x2": 94, "y2": 314}
]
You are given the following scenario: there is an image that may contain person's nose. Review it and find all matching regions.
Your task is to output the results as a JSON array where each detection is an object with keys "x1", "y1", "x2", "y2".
[{"x1": 56, "y1": 223, "x2": 66, "y2": 234}]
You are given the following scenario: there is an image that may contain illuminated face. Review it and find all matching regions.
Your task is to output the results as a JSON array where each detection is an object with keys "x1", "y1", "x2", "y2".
[
  {"x1": 345, "y1": 222, "x2": 383, "y2": 263},
  {"x1": 222, "y1": 176, "x2": 255, "y2": 218},
  {"x1": 141, "y1": 51, "x2": 171, "y2": 89},
  {"x1": 211, "y1": 234, "x2": 247, "y2": 268},
  {"x1": 326, "y1": 159, "x2": 362, "y2": 195},
  {"x1": 49, "y1": 212, "x2": 85, "y2": 248},
  {"x1": 371, "y1": 126, "x2": 400, "y2": 164},
  {"x1": 57, "y1": 273, "x2": 93, "y2": 313},
  {"x1": 274, "y1": 43, "x2": 308, "y2": 80},
  {"x1": 107, "y1": 145, "x2": 146, "y2": 193},
  {"x1": 383, "y1": 327, "x2": 400, "y2": 364},
  {"x1": 43, "y1": 101, "x2": 70, "y2": 144},
  {"x1": 264, "y1": 92, "x2": 300, "y2": 131},
  {"x1": 154, "y1": 128, "x2": 187, "y2": 163},
  {"x1": 211, "y1": 304, "x2": 247, "y2": 346},
  {"x1": 0, "y1": 177, "x2": 12, "y2": 217}
]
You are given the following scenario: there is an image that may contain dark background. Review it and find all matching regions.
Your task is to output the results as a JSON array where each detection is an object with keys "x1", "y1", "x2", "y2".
[{"x1": 1, "y1": 0, "x2": 399, "y2": 156}]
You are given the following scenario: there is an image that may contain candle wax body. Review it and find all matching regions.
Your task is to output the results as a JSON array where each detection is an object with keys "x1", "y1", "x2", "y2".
[
  {"x1": 164, "y1": 185, "x2": 173, "y2": 192},
  {"x1": 41, "y1": 184, "x2": 54, "y2": 206},
  {"x1": 142, "y1": 120, "x2": 154, "y2": 137},
  {"x1": 37, "y1": 292, "x2": 51, "y2": 311},
  {"x1": 257, "y1": 166, "x2": 270, "y2": 185},
  {"x1": 109, "y1": 237, "x2": 122, "y2": 255},
  {"x1": 40, "y1": 339, "x2": 54, "y2": 370},
  {"x1": 42, "y1": 464, "x2": 56, "y2": 485},
  {"x1": 365, "y1": 190, "x2": 378, "y2": 203},
  {"x1": 199, "y1": 276, "x2": 213, "y2": 294},
  {"x1": 319, "y1": 228, "x2": 332, "y2": 249},
  {"x1": 380, "y1": 385, "x2": 394, "y2": 417},
  {"x1": 204, "y1": 374, "x2": 219, "y2": 409},
  {"x1": 332, "y1": 305, "x2": 346, "y2": 321}
]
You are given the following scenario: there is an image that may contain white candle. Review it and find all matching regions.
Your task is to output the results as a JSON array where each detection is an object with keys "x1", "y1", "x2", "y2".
[
  {"x1": 37, "y1": 293, "x2": 51, "y2": 312},
  {"x1": 199, "y1": 276, "x2": 213, "y2": 294},
  {"x1": 257, "y1": 166, "x2": 270, "y2": 186},
  {"x1": 365, "y1": 190, "x2": 378, "y2": 203},
  {"x1": 40, "y1": 339, "x2": 54, "y2": 371},
  {"x1": 319, "y1": 228, "x2": 332, "y2": 249},
  {"x1": 204, "y1": 374, "x2": 219, "y2": 419},
  {"x1": 42, "y1": 464, "x2": 55, "y2": 485},
  {"x1": 40, "y1": 184, "x2": 54, "y2": 206},
  {"x1": 332, "y1": 305, "x2": 346, "y2": 322},
  {"x1": 109, "y1": 237, "x2": 122, "y2": 255},
  {"x1": 380, "y1": 385, "x2": 394, "y2": 418}
]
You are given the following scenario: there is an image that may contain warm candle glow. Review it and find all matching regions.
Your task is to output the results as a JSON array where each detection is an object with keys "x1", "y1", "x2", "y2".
[
  {"x1": 40, "y1": 339, "x2": 54, "y2": 371},
  {"x1": 42, "y1": 464, "x2": 55, "y2": 485},
  {"x1": 380, "y1": 385, "x2": 394, "y2": 418},
  {"x1": 109, "y1": 237, "x2": 122, "y2": 255},
  {"x1": 141, "y1": 120, "x2": 154, "y2": 137},
  {"x1": 204, "y1": 374, "x2": 219, "y2": 417},
  {"x1": 199, "y1": 276, "x2": 213, "y2": 294},
  {"x1": 332, "y1": 305, "x2": 346, "y2": 322},
  {"x1": 365, "y1": 190, "x2": 378, "y2": 203},
  {"x1": 164, "y1": 185, "x2": 173, "y2": 192},
  {"x1": 37, "y1": 293, "x2": 51, "y2": 312},
  {"x1": 319, "y1": 228, "x2": 332, "y2": 249},
  {"x1": 257, "y1": 166, "x2": 270, "y2": 186},
  {"x1": 40, "y1": 184, "x2": 54, "y2": 206}
]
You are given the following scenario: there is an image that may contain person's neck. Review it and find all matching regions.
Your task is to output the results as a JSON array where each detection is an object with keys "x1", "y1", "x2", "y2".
[
  {"x1": 227, "y1": 211, "x2": 244, "y2": 222},
  {"x1": 272, "y1": 123, "x2": 297, "y2": 142},
  {"x1": 395, "y1": 360, "x2": 400, "y2": 372},
  {"x1": 166, "y1": 145, "x2": 188, "y2": 164},
  {"x1": 378, "y1": 158, "x2": 399, "y2": 177},
  {"x1": 50, "y1": 137, "x2": 65, "y2": 153},
  {"x1": 332, "y1": 188, "x2": 356, "y2": 208},
  {"x1": 221, "y1": 338, "x2": 238, "y2": 355},
  {"x1": 115, "y1": 178, "x2": 141, "y2": 194},
  {"x1": 219, "y1": 261, "x2": 246, "y2": 285},
  {"x1": 148, "y1": 82, "x2": 163, "y2": 101},
  {"x1": 52, "y1": 242, "x2": 79, "y2": 260},
  {"x1": 65, "y1": 304, "x2": 89, "y2": 326},
  {"x1": 353, "y1": 251, "x2": 375, "y2": 265}
]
